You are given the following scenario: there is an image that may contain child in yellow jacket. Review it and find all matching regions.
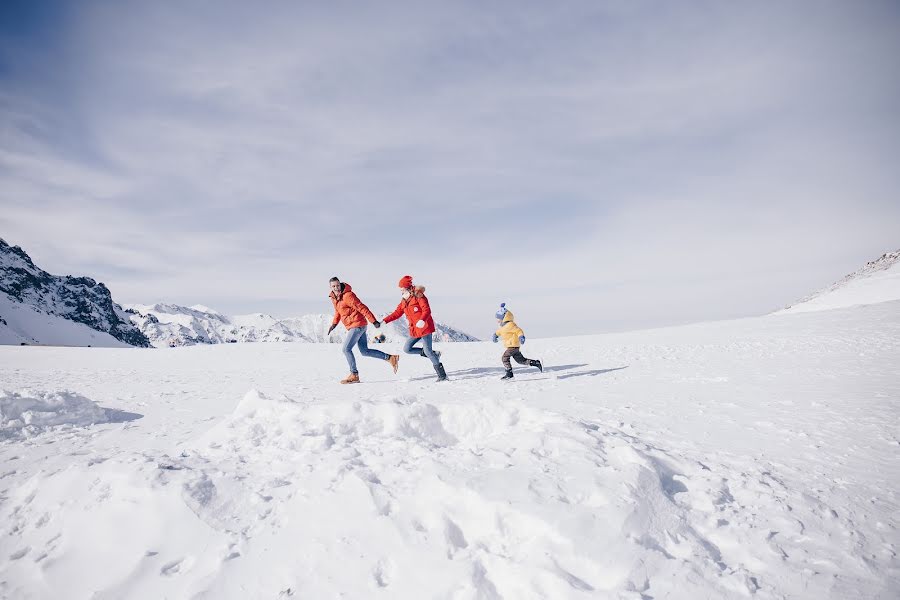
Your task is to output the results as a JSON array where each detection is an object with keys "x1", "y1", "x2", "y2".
[{"x1": 492, "y1": 303, "x2": 543, "y2": 380}]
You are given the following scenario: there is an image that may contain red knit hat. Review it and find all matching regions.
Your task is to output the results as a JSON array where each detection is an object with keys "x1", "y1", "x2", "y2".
[{"x1": 398, "y1": 275, "x2": 413, "y2": 288}]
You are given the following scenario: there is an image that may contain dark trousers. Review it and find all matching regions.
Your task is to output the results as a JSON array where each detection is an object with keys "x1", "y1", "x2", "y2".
[{"x1": 501, "y1": 347, "x2": 530, "y2": 370}]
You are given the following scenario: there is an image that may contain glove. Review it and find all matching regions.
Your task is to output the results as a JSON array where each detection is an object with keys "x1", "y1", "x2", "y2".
[
  {"x1": 519, "y1": 335, "x2": 525, "y2": 345},
  {"x1": 415, "y1": 320, "x2": 426, "y2": 328},
  {"x1": 373, "y1": 321, "x2": 381, "y2": 328},
  {"x1": 327, "y1": 324, "x2": 337, "y2": 335},
  {"x1": 492, "y1": 334, "x2": 499, "y2": 343}
]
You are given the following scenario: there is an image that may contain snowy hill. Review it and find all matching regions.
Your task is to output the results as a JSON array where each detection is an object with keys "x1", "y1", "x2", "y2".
[
  {"x1": 126, "y1": 303, "x2": 478, "y2": 347},
  {"x1": 0, "y1": 239, "x2": 150, "y2": 347},
  {"x1": 777, "y1": 249, "x2": 900, "y2": 314},
  {"x1": 1, "y1": 301, "x2": 897, "y2": 598}
]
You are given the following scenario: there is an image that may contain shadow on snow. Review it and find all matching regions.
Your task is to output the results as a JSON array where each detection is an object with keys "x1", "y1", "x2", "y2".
[
  {"x1": 103, "y1": 408, "x2": 144, "y2": 424},
  {"x1": 556, "y1": 366, "x2": 629, "y2": 380},
  {"x1": 409, "y1": 364, "x2": 628, "y2": 382}
]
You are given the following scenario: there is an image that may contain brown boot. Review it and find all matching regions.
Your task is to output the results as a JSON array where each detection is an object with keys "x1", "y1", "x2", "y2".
[
  {"x1": 387, "y1": 355, "x2": 400, "y2": 374},
  {"x1": 340, "y1": 373, "x2": 360, "y2": 384}
]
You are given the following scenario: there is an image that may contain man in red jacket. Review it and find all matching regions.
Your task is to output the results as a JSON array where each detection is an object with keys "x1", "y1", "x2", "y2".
[
  {"x1": 383, "y1": 275, "x2": 448, "y2": 381},
  {"x1": 328, "y1": 277, "x2": 399, "y2": 384}
]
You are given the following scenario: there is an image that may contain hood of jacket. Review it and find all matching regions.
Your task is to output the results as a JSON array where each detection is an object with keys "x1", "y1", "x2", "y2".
[
  {"x1": 329, "y1": 282, "x2": 353, "y2": 299},
  {"x1": 404, "y1": 285, "x2": 426, "y2": 299}
]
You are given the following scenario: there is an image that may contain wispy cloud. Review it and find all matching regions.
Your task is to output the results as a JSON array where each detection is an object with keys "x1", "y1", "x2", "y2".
[{"x1": 2, "y1": 0, "x2": 898, "y2": 335}]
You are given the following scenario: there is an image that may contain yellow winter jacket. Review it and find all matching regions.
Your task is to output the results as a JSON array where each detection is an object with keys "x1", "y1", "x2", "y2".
[{"x1": 495, "y1": 310, "x2": 525, "y2": 348}]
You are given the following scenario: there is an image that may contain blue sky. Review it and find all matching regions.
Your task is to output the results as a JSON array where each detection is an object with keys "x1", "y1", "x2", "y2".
[{"x1": 2, "y1": 0, "x2": 899, "y2": 337}]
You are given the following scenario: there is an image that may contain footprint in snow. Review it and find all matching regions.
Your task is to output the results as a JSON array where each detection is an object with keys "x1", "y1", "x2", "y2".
[
  {"x1": 445, "y1": 518, "x2": 468, "y2": 558},
  {"x1": 160, "y1": 556, "x2": 193, "y2": 576},
  {"x1": 373, "y1": 558, "x2": 395, "y2": 587}
]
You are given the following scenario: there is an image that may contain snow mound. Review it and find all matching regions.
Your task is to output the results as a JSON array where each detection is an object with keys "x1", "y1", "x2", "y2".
[
  {"x1": 199, "y1": 389, "x2": 548, "y2": 453},
  {"x1": 162, "y1": 390, "x2": 766, "y2": 597},
  {"x1": 778, "y1": 250, "x2": 900, "y2": 313},
  {"x1": 0, "y1": 390, "x2": 123, "y2": 440}
]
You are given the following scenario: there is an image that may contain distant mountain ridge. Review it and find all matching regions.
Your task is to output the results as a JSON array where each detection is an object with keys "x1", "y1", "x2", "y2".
[
  {"x1": 777, "y1": 250, "x2": 900, "y2": 314},
  {"x1": 125, "y1": 303, "x2": 479, "y2": 347},
  {"x1": 125, "y1": 303, "x2": 314, "y2": 346},
  {"x1": 0, "y1": 238, "x2": 478, "y2": 348},
  {"x1": 0, "y1": 239, "x2": 150, "y2": 347}
]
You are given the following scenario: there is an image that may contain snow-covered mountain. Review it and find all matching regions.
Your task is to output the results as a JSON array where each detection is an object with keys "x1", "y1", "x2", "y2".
[
  {"x1": 777, "y1": 249, "x2": 900, "y2": 314},
  {"x1": 0, "y1": 293, "x2": 135, "y2": 348},
  {"x1": 0, "y1": 239, "x2": 150, "y2": 347},
  {"x1": 125, "y1": 303, "x2": 315, "y2": 347},
  {"x1": 125, "y1": 303, "x2": 479, "y2": 347}
]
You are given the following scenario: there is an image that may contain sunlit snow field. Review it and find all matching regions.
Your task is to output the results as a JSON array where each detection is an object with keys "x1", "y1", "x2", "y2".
[{"x1": 1, "y1": 302, "x2": 898, "y2": 599}]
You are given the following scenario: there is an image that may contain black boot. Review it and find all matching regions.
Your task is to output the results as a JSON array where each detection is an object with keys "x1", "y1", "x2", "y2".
[
  {"x1": 420, "y1": 349, "x2": 441, "y2": 360},
  {"x1": 435, "y1": 362, "x2": 448, "y2": 381},
  {"x1": 500, "y1": 369, "x2": 514, "y2": 380},
  {"x1": 530, "y1": 359, "x2": 543, "y2": 372}
]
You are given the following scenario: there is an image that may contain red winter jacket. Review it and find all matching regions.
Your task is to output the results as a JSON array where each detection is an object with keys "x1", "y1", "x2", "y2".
[
  {"x1": 329, "y1": 283, "x2": 376, "y2": 330},
  {"x1": 383, "y1": 286, "x2": 436, "y2": 338}
]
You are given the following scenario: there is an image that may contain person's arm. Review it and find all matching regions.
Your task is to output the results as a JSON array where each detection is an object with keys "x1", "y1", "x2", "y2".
[
  {"x1": 509, "y1": 322, "x2": 524, "y2": 339},
  {"x1": 330, "y1": 297, "x2": 340, "y2": 328},
  {"x1": 517, "y1": 324, "x2": 526, "y2": 344},
  {"x1": 346, "y1": 291, "x2": 377, "y2": 324},
  {"x1": 415, "y1": 295, "x2": 432, "y2": 326},
  {"x1": 383, "y1": 301, "x2": 405, "y2": 324}
]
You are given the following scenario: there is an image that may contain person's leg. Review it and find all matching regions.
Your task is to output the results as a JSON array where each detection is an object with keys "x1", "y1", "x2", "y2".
[
  {"x1": 500, "y1": 347, "x2": 515, "y2": 379},
  {"x1": 501, "y1": 348, "x2": 515, "y2": 371},
  {"x1": 417, "y1": 346, "x2": 442, "y2": 360},
  {"x1": 512, "y1": 348, "x2": 542, "y2": 371},
  {"x1": 342, "y1": 327, "x2": 363, "y2": 373},
  {"x1": 356, "y1": 327, "x2": 389, "y2": 361},
  {"x1": 511, "y1": 349, "x2": 529, "y2": 365},
  {"x1": 420, "y1": 334, "x2": 440, "y2": 367},
  {"x1": 403, "y1": 336, "x2": 422, "y2": 355}
]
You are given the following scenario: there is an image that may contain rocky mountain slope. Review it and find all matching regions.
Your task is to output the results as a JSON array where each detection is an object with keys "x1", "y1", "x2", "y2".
[{"x1": 0, "y1": 239, "x2": 150, "y2": 347}]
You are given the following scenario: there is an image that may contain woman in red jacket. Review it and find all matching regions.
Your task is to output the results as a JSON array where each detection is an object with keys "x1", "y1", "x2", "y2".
[
  {"x1": 383, "y1": 275, "x2": 448, "y2": 381},
  {"x1": 328, "y1": 276, "x2": 399, "y2": 384}
]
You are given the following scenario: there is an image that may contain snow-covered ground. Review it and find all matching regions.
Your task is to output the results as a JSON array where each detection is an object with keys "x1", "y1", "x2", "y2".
[{"x1": 0, "y1": 302, "x2": 898, "y2": 599}]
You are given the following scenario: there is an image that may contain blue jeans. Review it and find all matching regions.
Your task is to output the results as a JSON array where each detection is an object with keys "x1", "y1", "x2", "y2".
[
  {"x1": 343, "y1": 326, "x2": 389, "y2": 373},
  {"x1": 403, "y1": 334, "x2": 440, "y2": 367}
]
